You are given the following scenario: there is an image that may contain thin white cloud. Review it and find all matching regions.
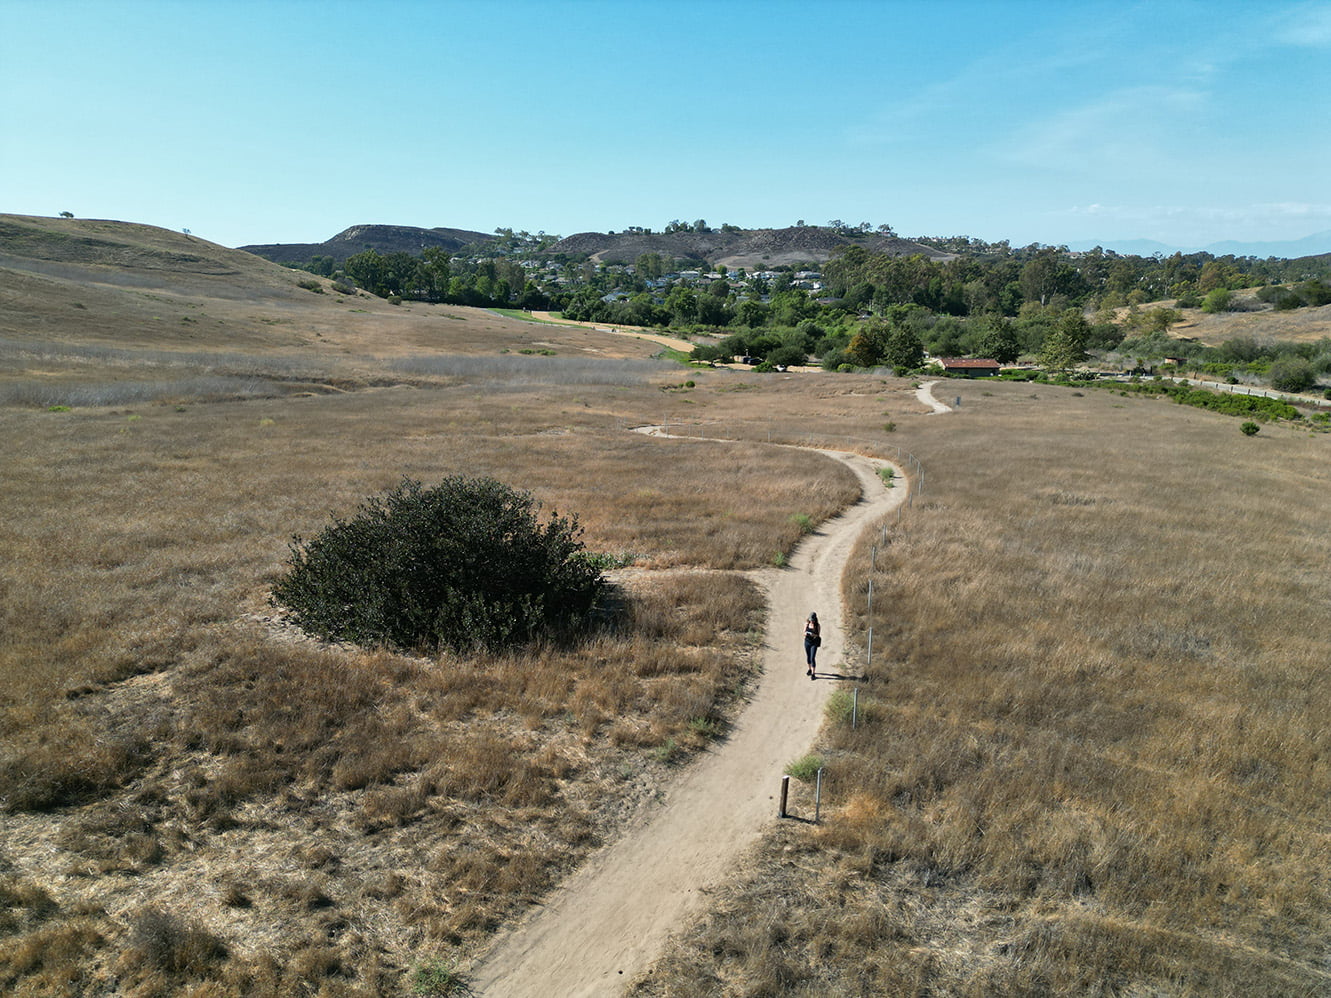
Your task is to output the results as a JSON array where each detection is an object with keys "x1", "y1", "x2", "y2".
[
  {"x1": 1271, "y1": 2, "x2": 1331, "y2": 46},
  {"x1": 993, "y1": 85, "x2": 1206, "y2": 173},
  {"x1": 1056, "y1": 201, "x2": 1331, "y2": 242}
]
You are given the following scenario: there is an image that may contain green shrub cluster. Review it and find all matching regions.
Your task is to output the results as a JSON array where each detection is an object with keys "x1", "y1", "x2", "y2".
[
  {"x1": 1112, "y1": 381, "x2": 1301, "y2": 421},
  {"x1": 1256, "y1": 279, "x2": 1331, "y2": 310},
  {"x1": 271, "y1": 476, "x2": 605, "y2": 654}
]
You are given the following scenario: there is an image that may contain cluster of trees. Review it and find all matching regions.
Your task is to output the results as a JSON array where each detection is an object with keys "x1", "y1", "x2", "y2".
[
  {"x1": 688, "y1": 320, "x2": 836, "y2": 369},
  {"x1": 1113, "y1": 329, "x2": 1331, "y2": 391},
  {"x1": 1254, "y1": 279, "x2": 1331, "y2": 311},
  {"x1": 336, "y1": 248, "x2": 550, "y2": 309},
  {"x1": 278, "y1": 226, "x2": 1331, "y2": 388},
  {"x1": 815, "y1": 307, "x2": 1111, "y2": 373},
  {"x1": 559, "y1": 282, "x2": 822, "y2": 331},
  {"x1": 822, "y1": 244, "x2": 1330, "y2": 318}
]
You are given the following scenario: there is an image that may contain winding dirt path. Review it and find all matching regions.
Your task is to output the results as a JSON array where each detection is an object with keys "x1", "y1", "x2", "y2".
[
  {"x1": 528, "y1": 311, "x2": 697, "y2": 354},
  {"x1": 916, "y1": 379, "x2": 952, "y2": 414},
  {"x1": 470, "y1": 432, "x2": 906, "y2": 996}
]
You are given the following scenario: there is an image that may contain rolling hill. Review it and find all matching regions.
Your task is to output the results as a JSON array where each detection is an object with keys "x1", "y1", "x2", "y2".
[
  {"x1": 237, "y1": 222, "x2": 951, "y2": 271},
  {"x1": 239, "y1": 223, "x2": 496, "y2": 266},
  {"x1": 545, "y1": 226, "x2": 951, "y2": 270},
  {"x1": 2, "y1": 211, "x2": 1329, "y2": 996}
]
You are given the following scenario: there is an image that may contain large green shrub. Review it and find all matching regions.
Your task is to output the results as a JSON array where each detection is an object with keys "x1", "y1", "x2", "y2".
[
  {"x1": 1269, "y1": 357, "x2": 1316, "y2": 393},
  {"x1": 272, "y1": 477, "x2": 605, "y2": 654}
]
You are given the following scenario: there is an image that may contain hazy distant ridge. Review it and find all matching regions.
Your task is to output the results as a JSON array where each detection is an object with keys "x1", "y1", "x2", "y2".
[
  {"x1": 1067, "y1": 230, "x2": 1331, "y2": 258},
  {"x1": 240, "y1": 223, "x2": 949, "y2": 269}
]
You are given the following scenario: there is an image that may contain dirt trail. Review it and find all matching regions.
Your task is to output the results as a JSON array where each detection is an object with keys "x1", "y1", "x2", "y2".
[
  {"x1": 470, "y1": 431, "x2": 906, "y2": 997},
  {"x1": 528, "y1": 311, "x2": 697, "y2": 354},
  {"x1": 917, "y1": 379, "x2": 952, "y2": 414}
]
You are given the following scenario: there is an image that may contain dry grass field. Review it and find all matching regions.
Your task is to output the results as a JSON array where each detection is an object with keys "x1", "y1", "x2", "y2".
[
  {"x1": 1, "y1": 216, "x2": 881, "y2": 996},
  {"x1": 633, "y1": 382, "x2": 1331, "y2": 996},
  {"x1": 3, "y1": 216, "x2": 1330, "y2": 996},
  {"x1": 1127, "y1": 289, "x2": 1331, "y2": 346}
]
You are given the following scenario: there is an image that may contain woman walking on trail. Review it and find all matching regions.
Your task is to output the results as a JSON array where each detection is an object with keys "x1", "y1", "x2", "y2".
[{"x1": 804, "y1": 612, "x2": 821, "y2": 679}]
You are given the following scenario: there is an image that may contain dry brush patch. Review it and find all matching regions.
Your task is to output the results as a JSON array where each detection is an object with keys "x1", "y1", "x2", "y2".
[{"x1": 634, "y1": 380, "x2": 1331, "y2": 995}]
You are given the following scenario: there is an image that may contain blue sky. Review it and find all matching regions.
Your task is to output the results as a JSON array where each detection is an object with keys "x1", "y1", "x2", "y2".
[{"x1": 3, "y1": 0, "x2": 1329, "y2": 250}]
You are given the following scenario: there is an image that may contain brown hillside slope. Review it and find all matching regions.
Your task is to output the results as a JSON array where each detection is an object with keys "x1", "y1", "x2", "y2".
[
  {"x1": 0, "y1": 214, "x2": 667, "y2": 362},
  {"x1": 548, "y1": 226, "x2": 952, "y2": 270},
  {"x1": 240, "y1": 223, "x2": 495, "y2": 265}
]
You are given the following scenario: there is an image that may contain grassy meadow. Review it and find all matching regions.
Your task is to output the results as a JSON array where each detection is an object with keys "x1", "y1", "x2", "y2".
[
  {"x1": 0, "y1": 223, "x2": 877, "y2": 995},
  {"x1": 634, "y1": 381, "x2": 1331, "y2": 996},
  {"x1": 3, "y1": 216, "x2": 1330, "y2": 995}
]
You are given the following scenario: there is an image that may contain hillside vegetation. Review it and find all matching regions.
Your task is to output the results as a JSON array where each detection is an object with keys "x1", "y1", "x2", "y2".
[
  {"x1": 233, "y1": 215, "x2": 1331, "y2": 394},
  {"x1": 240, "y1": 223, "x2": 494, "y2": 268},
  {"x1": 1, "y1": 215, "x2": 1329, "y2": 996},
  {"x1": 545, "y1": 226, "x2": 948, "y2": 271}
]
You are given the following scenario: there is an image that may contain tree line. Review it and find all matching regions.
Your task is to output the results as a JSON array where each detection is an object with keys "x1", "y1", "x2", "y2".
[{"x1": 283, "y1": 234, "x2": 1331, "y2": 382}]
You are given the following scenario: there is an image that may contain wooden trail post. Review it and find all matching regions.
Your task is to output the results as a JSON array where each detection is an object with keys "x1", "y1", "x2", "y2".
[
  {"x1": 779, "y1": 775, "x2": 790, "y2": 818},
  {"x1": 852, "y1": 687, "x2": 859, "y2": 729},
  {"x1": 815, "y1": 768, "x2": 823, "y2": 824}
]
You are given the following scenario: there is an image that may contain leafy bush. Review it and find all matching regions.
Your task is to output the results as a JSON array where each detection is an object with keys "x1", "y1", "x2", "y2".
[
  {"x1": 1297, "y1": 278, "x2": 1331, "y2": 306},
  {"x1": 1109, "y1": 381, "x2": 1301, "y2": 421},
  {"x1": 1240, "y1": 421, "x2": 1260, "y2": 436},
  {"x1": 690, "y1": 343, "x2": 728, "y2": 363},
  {"x1": 1269, "y1": 357, "x2": 1316, "y2": 393},
  {"x1": 766, "y1": 344, "x2": 808, "y2": 368},
  {"x1": 272, "y1": 477, "x2": 605, "y2": 654}
]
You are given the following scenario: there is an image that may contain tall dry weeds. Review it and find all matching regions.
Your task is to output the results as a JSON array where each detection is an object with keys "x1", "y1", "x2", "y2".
[
  {"x1": 2, "y1": 360, "x2": 835, "y2": 993},
  {"x1": 633, "y1": 380, "x2": 1331, "y2": 996}
]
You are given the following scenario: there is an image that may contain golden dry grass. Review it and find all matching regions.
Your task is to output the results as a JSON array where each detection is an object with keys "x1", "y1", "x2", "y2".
[
  {"x1": 0, "y1": 282, "x2": 869, "y2": 993},
  {"x1": 1121, "y1": 289, "x2": 1331, "y2": 345},
  {"x1": 5, "y1": 219, "x2": 1330, "y2": 994},
  {"x1": 632, "y1": 380, "x2": 1331, "y2": 996}
]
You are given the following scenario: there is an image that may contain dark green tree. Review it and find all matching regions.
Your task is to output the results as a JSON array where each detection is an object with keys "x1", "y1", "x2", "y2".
[
  {"x1": 1268, "y1": 357, "x2": 1315, "y2": 393},
  {"x1": 883, "y1": 324, "x2": 925, "y2": 369},
  {"x1": 272, "y1": 477, "x2": 605, "y2": 654},
  {"x1": 973, "y1": 318, "x2": 1022, "y2": 364},
  {"x1": 1038, "y1": 311, "x2": 1089, "y2": 373}
]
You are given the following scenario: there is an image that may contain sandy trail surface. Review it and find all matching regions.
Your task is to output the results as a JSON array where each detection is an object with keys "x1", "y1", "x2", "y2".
[
  {"x1": 527, "y1": 311, "x2": 697, "y2": 354},
  {"x1": 470, "y1": 430, "x2": 907, "y2": 997},
  {"x1": 917, "y1": 379, "x2": 951, "y2": 414}
]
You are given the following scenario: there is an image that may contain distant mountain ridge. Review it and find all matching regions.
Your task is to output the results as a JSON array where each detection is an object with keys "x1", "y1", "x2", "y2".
[
  {"x1": 240, "y1": 223, "x2": 495, "y2": 264},
  {"x1": 238, "y1": 223, "x2": 1331, "y2": 268},
  {"x1": 240, "y1": 223, "x2": 949, "y2": 270},
  {"x1": 1067, "y1": 230, "x2": 1331, "y2": 258},
  {"x1": 546, "y1": 227, "x2": 950, "y2": 270}
]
